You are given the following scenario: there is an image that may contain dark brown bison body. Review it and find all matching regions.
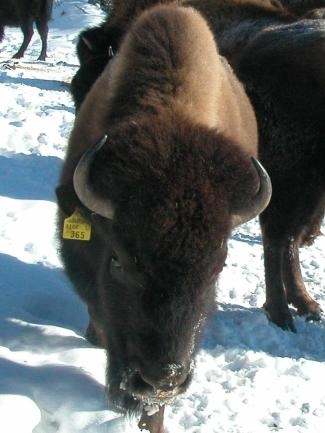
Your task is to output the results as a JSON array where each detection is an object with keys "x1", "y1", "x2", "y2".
[
  {"x1": 0, "y1": 0, "x2": 53, "y2": 60},
  {"x1": 57, "y1": 3, "x2": 271, "y2": 431},
  {"x1": 69, "y1": 0, "x2": 325, "y2": 334},
  {"x1": 237, "y1": 17, "x2": 325, "y2": 330}
]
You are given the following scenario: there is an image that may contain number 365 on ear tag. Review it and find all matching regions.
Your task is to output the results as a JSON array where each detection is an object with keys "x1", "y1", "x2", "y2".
[{"x1": 63, "y1": 209, "x2": 91, "y2": 241}]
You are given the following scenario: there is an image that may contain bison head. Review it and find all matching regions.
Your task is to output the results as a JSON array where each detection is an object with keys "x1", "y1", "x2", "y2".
[{"x1": 71, "y1": 116, "x2": 271, "y2": 414}]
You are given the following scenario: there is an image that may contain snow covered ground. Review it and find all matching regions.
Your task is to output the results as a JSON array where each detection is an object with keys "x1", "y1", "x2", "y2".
[{"x1": 0, "y1": 1, "x2": 324, "y2": 432}]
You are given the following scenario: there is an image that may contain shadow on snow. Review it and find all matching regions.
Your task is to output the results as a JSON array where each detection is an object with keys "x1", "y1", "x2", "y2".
[
  {"x1": 0, "y1": 153, "x2": 62, "y2": 201},
  {"x1": 0, "y1": 253, "x2": 87, "y2": 334},
  {"x1": 202, "y1": 302, "x2": 325, "y2": 362},
  {"x1": 0, "y1": 70, "x2": 71, "y2": 94},
  {"x1": 0, "y1": 253, "x2": 113, "y2": 430}
]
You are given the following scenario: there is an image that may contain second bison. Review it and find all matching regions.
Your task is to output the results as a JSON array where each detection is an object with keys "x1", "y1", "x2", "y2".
[{"x1": 0, "y1": 0, "x2": 53, "y2": 60}]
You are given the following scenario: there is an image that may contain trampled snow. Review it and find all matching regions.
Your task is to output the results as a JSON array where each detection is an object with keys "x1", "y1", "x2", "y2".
[{"x1": 0, "y1": 1, "x2": 324, "y2": 432}]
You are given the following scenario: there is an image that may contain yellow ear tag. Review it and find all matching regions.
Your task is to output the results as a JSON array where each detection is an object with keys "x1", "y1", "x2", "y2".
[{"x1": 63, "y1": 209, "x2": 91, "y2": 241}]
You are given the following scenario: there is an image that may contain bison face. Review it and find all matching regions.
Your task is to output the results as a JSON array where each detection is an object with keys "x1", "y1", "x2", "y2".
[
  {"x1": 71, "y1": 124, "x2": 271, "y2": 414},
  {"x1": 91, "y1": 213, "x2": 226, "y2": 414}
]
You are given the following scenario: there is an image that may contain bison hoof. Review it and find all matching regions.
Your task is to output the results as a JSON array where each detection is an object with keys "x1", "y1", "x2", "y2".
[
  {"x1": 12, "y1": 53, "x2": 23, "y2": 59},
  {"x1": 289, "y1": 296, "x2": 323, "y2": 322},
  {"x1": 303, "y1": 305, "x2": 323, "y2": 322},
  {"x1": 263, "y1": 303, "x2": 297, "y2": 332}
]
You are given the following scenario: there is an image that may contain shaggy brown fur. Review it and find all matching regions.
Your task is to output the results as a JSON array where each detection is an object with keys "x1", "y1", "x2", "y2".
[
  {"x1": 61, "y1": 4, "x2": 258, "y2": 189},
  {"x1": 70, "y1": 0, "x2": 293, "y2": 108},
  {"x1": 0, "y1": 0, "x2": 53, "y2": 60},
  {"x1": 57, "y1": 4, "x2": 268, "y2": 432}
]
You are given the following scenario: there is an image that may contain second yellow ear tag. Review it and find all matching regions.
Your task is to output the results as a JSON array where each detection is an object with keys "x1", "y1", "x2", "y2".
[{"x1": 63, "y1": 209, "x2": 91, "y2": 241}]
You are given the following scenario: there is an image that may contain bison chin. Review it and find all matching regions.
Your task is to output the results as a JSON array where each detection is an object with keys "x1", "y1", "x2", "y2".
[
  {"x1": 107, "y1": 382, "x2": 143, "y2": 415},
  {"x1": 108, "y1": 371, "x2": 193, "y2": 416}
]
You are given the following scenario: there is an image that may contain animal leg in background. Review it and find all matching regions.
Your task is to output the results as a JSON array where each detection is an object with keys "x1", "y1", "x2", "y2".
[
  {"x1": 282, "y1": 200, "x2": 325, "y2": 319},
  {"x1": 261, "y1": 192, "x2": 324, "y2": 331},
  {"x1": 0, "y1": 0, "x2": 53, "y2": 59},
  {"x1": 35, "y1": 16, "x2": 49, "y2": 60},
  {"x1": 12, "y1": 16, "x2": 34, "y2": 58}
]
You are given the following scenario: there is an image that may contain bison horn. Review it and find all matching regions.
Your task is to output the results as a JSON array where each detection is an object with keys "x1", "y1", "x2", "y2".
[
  {"x1": 81, "y1": 36, "x2": 93, "y2": 52},
  {"x1": 231, "y1": 157, "x2": 272, "y2": 227},
  {"x1": 73, "y1": 135, "x2": 115, "y2": 220}
]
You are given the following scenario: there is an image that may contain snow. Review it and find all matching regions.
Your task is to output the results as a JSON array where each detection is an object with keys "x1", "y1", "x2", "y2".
[{"x1": 0, "y1": 1, "x2": 324, "y2": 432}]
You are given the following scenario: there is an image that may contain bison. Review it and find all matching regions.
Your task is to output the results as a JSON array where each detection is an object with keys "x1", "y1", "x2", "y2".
[
  {"x1": 0, "y1": 0, "x2": 53, "y2": 60},
  {"x1": 57, "y1": 2, "x2": 272, "y2": 432},
  {"x1": 69, "y1": 0, "x2": 325, "y2": 334}
]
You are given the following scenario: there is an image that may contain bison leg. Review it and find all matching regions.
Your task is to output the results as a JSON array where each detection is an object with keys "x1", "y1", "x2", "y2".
[
  {"x1": 261, "y1": 190, "x2": 324, "y2": 330},
  {"x1": 35, "y1": 18, "x2": 49, "y2": 61},
  {"x1": 282, "y1": 198, "x2": 324, "y2": 321},
  {"x1": 138, "y1": 406, "x2": 165, "y2": 433},
  {"x1": 261, "y1": 232, "x2": 296, "y2": 331},
  {"x1": 282, "y1": 239, "x2": 322, "y2": 320},
  {"x1": 300, "y1": 199, "x2": 325, "y2": 247},
  {"x1": 13, "y1": 19, "x2": 34, "y2": 59}
]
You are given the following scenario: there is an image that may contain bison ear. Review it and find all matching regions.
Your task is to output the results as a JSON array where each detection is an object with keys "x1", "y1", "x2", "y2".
[{"x1": 56, "y1": 183, "x2": 81, "y2": 216}]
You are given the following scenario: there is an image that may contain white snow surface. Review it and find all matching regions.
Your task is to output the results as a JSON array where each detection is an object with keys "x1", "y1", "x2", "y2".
[{"x1": 0, "y1": 1, "x2": 325, "y2": 432}]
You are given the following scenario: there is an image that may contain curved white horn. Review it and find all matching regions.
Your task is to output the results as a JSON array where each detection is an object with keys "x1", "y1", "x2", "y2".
[
  {"x1": 73, "y1": 135, "x2": 115, "y2": 219},
  {"x1": 231, "y1": 157, "x2": 272, "y2": 227}
]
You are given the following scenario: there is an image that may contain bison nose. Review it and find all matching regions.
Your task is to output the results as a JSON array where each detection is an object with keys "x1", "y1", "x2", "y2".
[
  {"x1": 128, "y1": 363, "x2": 191, "y2": 400},
  {"x1": 142, "y1": 364, "x2": 189, "y2": 391}
]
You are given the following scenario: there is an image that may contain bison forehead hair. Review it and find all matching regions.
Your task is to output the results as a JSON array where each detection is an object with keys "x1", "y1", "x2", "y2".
[{"x1": 89, "y1": 113, "x2": 259, "y2": 273}]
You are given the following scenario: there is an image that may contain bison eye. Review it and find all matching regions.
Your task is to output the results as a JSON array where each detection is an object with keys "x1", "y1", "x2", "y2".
[{"x1": 111, "y1": 255, "x2": 122, "y2": 269}]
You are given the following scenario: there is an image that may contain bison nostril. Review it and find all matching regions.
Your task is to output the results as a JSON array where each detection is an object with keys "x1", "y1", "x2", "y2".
[
  {"x1": 126, "y1": 363, "x2": 192, "y2": 401},
  {"x1": 128, "y1": 371, "x2": 155, "y2": 395},
  {"x1": 156, "y1": 371, "x2": 188, "y2": 391},
  {"x1": 130, "y1": 364, "x2": 190, "y2": 395}
]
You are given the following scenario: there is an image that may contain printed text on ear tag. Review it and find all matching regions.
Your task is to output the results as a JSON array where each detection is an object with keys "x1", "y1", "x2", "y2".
[{"x1": 63, "y1": 209, "x2": 91, "y2": 241}]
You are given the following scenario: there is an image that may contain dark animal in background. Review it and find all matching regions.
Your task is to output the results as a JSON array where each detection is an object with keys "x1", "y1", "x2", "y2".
[
  {"x1": 57, "y1": 3, "x2": 271, "y2": 432},
  {"x1": 0, "y1": 0, "x2": 53, "y2": 60},
  {"x1": 238, "y1": 19, "x2": 325, "y2": 330},
  {"x1": 70, "y1": 0, "x2": 175, "y2": 109},
  {"x1": 70, "y1": 0, "x2": 325, "y2": 333},
  {"x1": 70, "y1": 24, "x2": 117, "y2": 111}
]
